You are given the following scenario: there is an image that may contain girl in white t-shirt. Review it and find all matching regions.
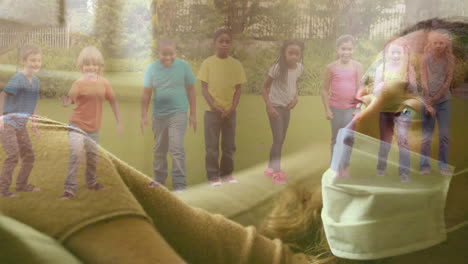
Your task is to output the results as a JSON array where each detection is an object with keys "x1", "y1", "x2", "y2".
[{"x1": 261, "y1": 39, "x2": 304, "y2": 184}]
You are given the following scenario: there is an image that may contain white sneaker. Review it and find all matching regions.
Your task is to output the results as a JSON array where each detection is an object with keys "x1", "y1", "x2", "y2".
[
  {"x1": 209, "y1": 178, "x2": 222, "y2": 187},
  {"x1": 377, "y1": 170, "x2": 386, "y2": 177}
]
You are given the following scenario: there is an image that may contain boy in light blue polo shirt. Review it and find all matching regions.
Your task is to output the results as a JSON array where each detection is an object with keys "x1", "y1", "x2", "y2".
[{"x1": 141, "y1": 39, "x2": 196, "y2": 192}]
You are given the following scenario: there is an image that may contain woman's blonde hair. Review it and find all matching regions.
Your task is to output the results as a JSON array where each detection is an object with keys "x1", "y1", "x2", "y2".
[
  {"x1": 77, "y1": 46, "x2": 104, "y2": 74},
  {"x1": 260, "y1": 184, "x2": 337, "y2": 264}
]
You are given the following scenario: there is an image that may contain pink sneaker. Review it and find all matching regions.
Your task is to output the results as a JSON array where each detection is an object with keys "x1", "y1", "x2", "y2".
[
  {"x1": 272, "y1": 171, "x2": 288, "y2": 184},
  {"x1": 264, "y1": 168, "x2": 274, "y2": 178},
  {"x1": 209, "y1": 178, "x2": 222, "y2": 187},
  {"x1": 440, "y1": 169, "x2": 452, "y2": 176},
  {"x1": 420, "y1": 168, "x2": 430, "y2": 175},
  {"x1": 222, "y1": 175, "x2": 238, "y2": 183}
]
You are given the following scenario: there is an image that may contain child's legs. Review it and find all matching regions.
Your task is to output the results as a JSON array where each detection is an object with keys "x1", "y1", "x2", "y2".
[
  {"x1": 152, "y1": 117, "x2": 170, "y2": 185},
  {"x1": 420, "y1": 105, "x2": 436, "y2": 169},
  {"x1": 84, "y1": 131, "x2": 100, "y2": 187},
  {"x1": 0, "y1": 125, "x2": 20, "y2": 191},
  {"x1": 220, "y1": 112, "x2": 237, "y2": 177},
  {"x1": 65, "y1": 128, "x2": 86, "y2": 192},
  {"x1": 435, "y1": 100, "x2": 451, "y2": 170},
  {"x1": 268, "y1": 107, "x2": 290, "y2": 172},
  {"x1": 204, "y1": 111, "x2": 222, "y2": 180},
  {"x1": 167, "y1": 112, "x2": 187, "y2": 190},
  {"x1": 377, "y1": 112, "x2": 396, "y2": 171},
  {"x1": 15, "y1": 128, "x2": 35, "y2": 189},
  {"x1": 330, "y1": 107, "x2": 355, "y2": 161},
  {"x1": 395, "y1": 111, "x2": 411, "y2": 175}
]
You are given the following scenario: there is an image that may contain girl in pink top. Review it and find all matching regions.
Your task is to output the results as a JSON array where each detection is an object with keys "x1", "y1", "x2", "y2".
[{"x1": 321, "y1": 35, "x2": 364, "y2": 171}]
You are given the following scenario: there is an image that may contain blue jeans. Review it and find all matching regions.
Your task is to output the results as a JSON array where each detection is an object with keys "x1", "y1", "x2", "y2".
[
  {"x1": 64, "y1": 123, "x2": 100, "y2": 193},
  {"x1": 376, "y1": 111, "x2": 411, "y2": 175},
  {"x1": 420, "y1": 100, "x2": 451, "y2": 170},
  {"x1": 152, "y1": 112, "x2": 187, "y2": 191},
  {"x1": 268, "y1": 107, "x2": 290, "y2": 172}
]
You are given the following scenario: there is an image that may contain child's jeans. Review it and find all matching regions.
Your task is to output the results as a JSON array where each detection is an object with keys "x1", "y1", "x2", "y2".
[
  {"x1": 64, "y1": 123, "x2": 99, "y2": 193},
  {"x1": 330, "y1": 107, "x2": 355, "y2": 159},
  {"x1": 204, "y1": 111, "x2": 236, "y2": 180},
  {"x1": 420, "y1": 100, "x2": 451, "y2": 170},
  {"x1": 268, "y1": 107, "x2": 290, "y2": 172},
  {"x1": 0, "y1": 124, "x2": 35, "y2": 192},
  {"x1": 377, "y1": 111, "x2": 411, "y2": 175},
  {"x1": 152, "y1": 112, "x2": 187, "y2": 191}
]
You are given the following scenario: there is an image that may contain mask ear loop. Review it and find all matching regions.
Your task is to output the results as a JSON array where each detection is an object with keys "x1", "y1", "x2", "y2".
[{"x1": 444, "y1": 168, "x2": 468, "y2": 233}]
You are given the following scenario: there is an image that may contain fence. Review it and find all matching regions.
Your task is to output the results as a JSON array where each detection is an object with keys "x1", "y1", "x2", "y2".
[
  {"x1": 174, "y1": 1, "x2": 406, "y2": 40},
  {"x1": 0, "y1": 25, "x2": 70, "y2": 49}
]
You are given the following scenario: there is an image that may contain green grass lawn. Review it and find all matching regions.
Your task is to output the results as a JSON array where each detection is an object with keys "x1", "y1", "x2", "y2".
[{"x1": 35, "y1": 73, "x2": 331, "y2": 188}]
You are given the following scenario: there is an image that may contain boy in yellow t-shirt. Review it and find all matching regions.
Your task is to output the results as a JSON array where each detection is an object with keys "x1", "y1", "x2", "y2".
[{"x1": 197, "y1": 28, "x2": 246, "y2": 186}]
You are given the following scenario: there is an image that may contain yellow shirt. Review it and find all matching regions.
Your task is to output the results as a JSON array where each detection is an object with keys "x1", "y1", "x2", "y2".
[{"x1": 197, "y1": 55, "x2": 247, "y2": 110}]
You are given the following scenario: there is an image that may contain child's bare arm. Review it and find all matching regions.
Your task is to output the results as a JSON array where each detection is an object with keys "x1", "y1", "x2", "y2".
[
  {"x1": 355, "y1": 62, "x2": 366, "y2": 98},
  {"x1": 109, "y1": 97, "x2": 122, "y2": 134},
  {"x1": 185, "y1": 84, "x2": 197, "y2": 131},
  {"x1": 0, "y1": 91, "x2": 6, "y2": 116},
  {"x1": 261, "y1": 76, "x2": 274, "y2": 108},
  {"x1": 201, "y1": 81, "x2": 221, "y2": 112},
  {"x1": 229, "y1": 84, "x2": 242, "y2": 112},
  {"x1": 420, "y1": 56, "x2": 429, "y2": 98},
  {"x1": 431, "y1": 61, "x2": 454, "y2": 103},
  {"x1": 321, "y1": 65, "x2": 333, "y2": 120}
]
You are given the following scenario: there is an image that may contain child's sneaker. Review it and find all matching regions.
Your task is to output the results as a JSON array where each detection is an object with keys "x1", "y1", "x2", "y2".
[
  {"x1": 16, "y1": 184, "x2": 41, "y2": 192},
  {"x1": 209, "y1": 178, "x2": 222, "y2": 187},
  {"x1": 272, "y1": 171, "x2": 287, "y2": 184},
  {"x1": 264, "y1": 168, "x2": 274, "y2": 178},
  {"x1": 60, "y1": 190, "x2": 75, "y2": 200},
  {"x1": 400, "y1": 174, "x2": 410, "y2": 182},
  {"x1": 440, "y1": 169, "x2": 452, "y2": 176},
  {"x1": 173, "y1": 189, "x2": 185, "y2": 194},
  {"x1": 222, "y1": 175, "x2": 238, "y2": 183},
  {"x1": 0, "y1": 189, "x2": 17, "y2": 198},
  {"x1": 87, "y1": 182, "x2": 105, "y2": 191},
  {"x1": 376, "y1": 170, "x2": 386, "y2": 177},
  {"x1": 420, "y1": 168, "x2": 431, "y2": 175}
]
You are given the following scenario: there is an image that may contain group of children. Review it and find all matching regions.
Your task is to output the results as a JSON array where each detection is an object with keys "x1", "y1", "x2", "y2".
[
  {"x1": 0, "y1": 27, "x2": 454, "y2": 198},
  {"x1": 322, "y1": 30, "x2": 455, "y2": 181}
]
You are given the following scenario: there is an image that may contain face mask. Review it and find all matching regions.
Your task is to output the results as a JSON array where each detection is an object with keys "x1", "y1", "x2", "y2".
[{"x1": 322, "y1": 129, "x2": 454, "y2": 260}]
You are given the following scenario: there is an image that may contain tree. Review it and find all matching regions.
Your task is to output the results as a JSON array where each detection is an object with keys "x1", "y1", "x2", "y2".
[{"x1": 213, "y1": 0, "x2": 262, "y2": 34}]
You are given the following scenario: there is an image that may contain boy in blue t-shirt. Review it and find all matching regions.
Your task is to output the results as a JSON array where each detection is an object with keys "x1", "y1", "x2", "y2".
[
  {"x1": 141, "y1": 38, "x2": 196, "y2": 192},
  {"x1": 0, "y1": 45, "x2": 42, "y2": 198}
]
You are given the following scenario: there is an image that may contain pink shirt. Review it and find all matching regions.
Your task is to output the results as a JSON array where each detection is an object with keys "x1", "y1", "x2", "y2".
[{"x1": 329, "y1": 64, "x2": 358, "y2": 109}]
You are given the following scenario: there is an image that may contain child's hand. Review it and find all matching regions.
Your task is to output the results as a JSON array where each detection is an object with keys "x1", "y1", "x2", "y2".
[
  {"x1": 189, "y1": 113, "x2": 197, "y2": 132},
  {"x1": 326, "y1": 109, "x2": 334, "y2": 120},
  {"x1": 425, "y1": 105, "x2": 436, "y2": 116},
  {"x1": 0, "y1": 116, "x2": 4, "y2": 132},
  {"x1": 32, "y1": 122, "x2": 40, "y2": 137},
  {"x1": 60, "y1": 96, "x2": 72, "y2": 107},
  {"x1": 287, "y1": 97, "x2": 298, "y2": 110},
  {"x1": 221, "y1": 108, "x2": 234, "y2": 119},
  {"x1": 211, "y1": 105, "x2": 224, "y2": 114},
  {"x1": 141, "y1": 115, "x2": 149, "y2": 134},
  {"x1": 267, "y1": 106, "x2": 279, "y2": 119}
]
